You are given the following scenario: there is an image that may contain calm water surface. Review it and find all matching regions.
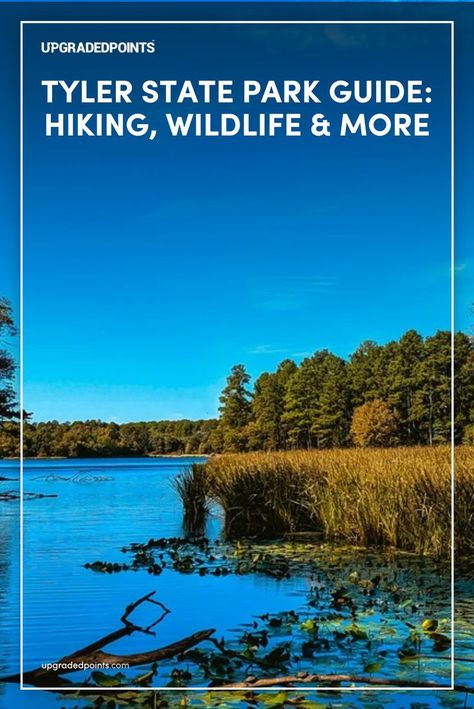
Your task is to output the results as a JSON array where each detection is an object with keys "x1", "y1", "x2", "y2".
[
  {"x1": 0, "y1": 458, "x2": 313, "y2": 707},
  {"x1": 14, "y1": 459, "x2": 309, "y2": 661}
]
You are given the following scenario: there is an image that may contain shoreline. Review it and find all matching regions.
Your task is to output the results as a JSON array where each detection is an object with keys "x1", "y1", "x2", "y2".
[{"x1": 0, "y1": 453, "x2": 209, "y2": 461}]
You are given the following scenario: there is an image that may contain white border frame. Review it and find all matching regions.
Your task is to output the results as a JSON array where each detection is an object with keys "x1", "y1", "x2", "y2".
[{"x1": 20, "y1": 18, "x2": 455, "y2": 693}]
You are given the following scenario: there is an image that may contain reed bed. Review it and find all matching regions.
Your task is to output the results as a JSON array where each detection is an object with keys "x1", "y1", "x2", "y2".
[
  {"x1": 173, "y1": 463, "x2": 210, "y2": 534},
  {"x1": 177, "y1": 447, "x2": 473, "y2": 558}
]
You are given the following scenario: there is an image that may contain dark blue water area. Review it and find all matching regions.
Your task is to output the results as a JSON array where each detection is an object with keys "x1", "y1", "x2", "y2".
[{"x1": 0, "y1": 458, "x2": 472, "y2": 708}]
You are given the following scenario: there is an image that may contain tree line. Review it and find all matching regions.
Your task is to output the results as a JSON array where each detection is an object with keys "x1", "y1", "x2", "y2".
[
  {"x1": 0, "y1": 418, "x2": 218, "y2": 458},
  {"x1": 0, "y1": 293, "x2": 473, "y2": 457},
  {"x1": 215, "y1": 330, "x2": 473, "y2": 452}
]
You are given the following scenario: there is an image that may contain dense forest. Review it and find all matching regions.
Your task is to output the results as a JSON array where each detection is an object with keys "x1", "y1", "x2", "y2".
[
  {"x1": 0, "y1": 419, "x2": 218, "y2": 458},
  {"x1": 213, "y1": 329, "x2": 473, "y2": 452},
  {"x1": 0, "y1": 291, "x2": 473, "y2": 458}
]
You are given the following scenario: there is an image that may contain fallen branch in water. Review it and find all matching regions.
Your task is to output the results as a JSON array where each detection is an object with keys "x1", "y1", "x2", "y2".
[
  {"x1": 222, "y1": 672, "x2": 474, "y2": 693},
  {"x1": 2, "y1": 591, "x2": 215, "y2": 687},
  {"x1": 0, "y1": 490, "x2": 58, "y2": 501},
  {"x1": 31, "y1": 473, "x2": 113, "y2": 483},
  {"x1": 414, "y1": 654, "x2": 474, "y2": 664}
]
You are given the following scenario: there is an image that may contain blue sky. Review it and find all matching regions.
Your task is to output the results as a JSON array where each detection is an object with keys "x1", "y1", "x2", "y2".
[{"x1": 0, "y1": 4, "x2": 471, "y2": 423}]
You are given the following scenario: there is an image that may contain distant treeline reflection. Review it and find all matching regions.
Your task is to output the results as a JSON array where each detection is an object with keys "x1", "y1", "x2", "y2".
[{"x1": 1, "y1": 328, "x2": 472, "y2": 458}]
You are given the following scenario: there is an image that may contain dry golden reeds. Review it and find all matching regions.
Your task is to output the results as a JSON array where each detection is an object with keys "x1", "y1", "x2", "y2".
[{"x1": 178, "y1": 447, "x2": 473, "y2": 558}]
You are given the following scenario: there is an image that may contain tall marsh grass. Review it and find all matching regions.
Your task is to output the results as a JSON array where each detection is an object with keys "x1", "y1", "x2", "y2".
[
  {"x1": 173, "y1": 463, "x2": 210, "y2": 534},
  {"x1": 178, "y1": 447, "x2": 473, "y2": 558}
]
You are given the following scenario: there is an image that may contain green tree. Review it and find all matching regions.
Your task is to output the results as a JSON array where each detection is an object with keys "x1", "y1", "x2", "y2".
[
  {"x1": 316, "y1": 355, "x2": 351, "y2": 447},
  {"x1": 410, "y1": 331, "x2": 451, "y2": 444},
  {"x1": 120, "y1": 422, "x2": 150, "y2": 454},
  {"x1": 348, "y1": 341, "x2": 388, "y2": 405},
  {"x1": 454, "y1": 332, "x2": 474, "y2": 443},
  {"x1": 283, "y1": 351, "x2": 350, "y2": 448},
  {"x1": 0, "y1": 298, "x2": 17, "y2": 422},
  {"x1": 251, "y1": 359, "x2": 297, "y2": 450},
  {"x1": 385, "y1": 330, "x2": 424, "y2": 444},
  {"x1": 218, "y1": 364, "x2": 252, "y2": 451}
]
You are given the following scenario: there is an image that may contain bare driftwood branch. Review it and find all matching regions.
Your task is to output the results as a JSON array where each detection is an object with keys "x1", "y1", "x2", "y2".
[
  {"x1": 56, "y1": 628, "x2": 216, "y2": 670},
  {"x1": 1, "y1": 592, "x2": 214, "y2": 687},
  {"x1": 223, "y1": 672, "x2": 474, "y2": 693},
  {"x1": 64, "y1": 591, "x2": 171, "y2": 661}
]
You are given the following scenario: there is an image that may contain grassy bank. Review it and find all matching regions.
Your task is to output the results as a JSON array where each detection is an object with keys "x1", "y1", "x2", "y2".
[{"x1": 177, "y1": 446, "x2": 473, "y2": 558}]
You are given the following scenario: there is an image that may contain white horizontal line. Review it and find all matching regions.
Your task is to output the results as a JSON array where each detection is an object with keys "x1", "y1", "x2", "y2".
[
  {"x1": 21, "y1": 685, "x2": 456, "y2": 692},
  {"x1": 21, "y1": 19, "x2": 454, "y2": 24}
]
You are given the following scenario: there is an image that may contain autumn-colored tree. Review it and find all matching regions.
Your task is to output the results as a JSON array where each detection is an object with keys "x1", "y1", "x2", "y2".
[{"x1": 350, "y1": 399, "x2": 398, "y2": 447}]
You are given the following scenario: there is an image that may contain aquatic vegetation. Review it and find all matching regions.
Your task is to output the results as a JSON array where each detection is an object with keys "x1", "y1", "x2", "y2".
[
  {"x1": 84, "y1": 537, "x2": 456, "y2": 689},
  {"x1": 174, "y1": 465, "x2": 211, "y2": 534},
  {"x1": 192, "y1": 447, "x2": 474, "y2": 557},
  {"x1": 36, "y1": 689, "x2": 474, "y2": 709}
]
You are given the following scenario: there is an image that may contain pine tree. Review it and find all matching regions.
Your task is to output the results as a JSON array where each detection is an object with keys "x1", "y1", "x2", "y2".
[
  {"x1": 283, "y1": 351, "x2": 350, "y2": 449},
  {"x1": 218, "y1": 364, "x2": 252, "y2": 451},
  {"x1": 348, "y1": 341, "x2": 387, "y2": 405},
  {"x1": 251, "y1": 359, "x2": 297, "y2": 450},
  {"x1": 316, "y1": 355, "x2": 351, "y2": 447},
  {"x1": 411, "y1": 331, "x2": 451, "y2": 444},
  {"x1": 455, "y1": 332, "x2": 474, "y2": 443},
  {"x1": 385, "y1": 330, "x2": 424, "y2": 444}
]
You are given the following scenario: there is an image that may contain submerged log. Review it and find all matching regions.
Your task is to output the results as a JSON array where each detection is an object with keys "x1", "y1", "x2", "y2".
[
  {"x1": 1, "y1": 591, "x2": 215, "y2": 687},
  {"x1": 223, "y1": 672, "x2": 474, "y2": 693}
]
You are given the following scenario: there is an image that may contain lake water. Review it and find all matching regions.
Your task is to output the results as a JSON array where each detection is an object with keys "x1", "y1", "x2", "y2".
[{"x1": 0, "y1": 457, "x2": 472, "y2": 708}]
